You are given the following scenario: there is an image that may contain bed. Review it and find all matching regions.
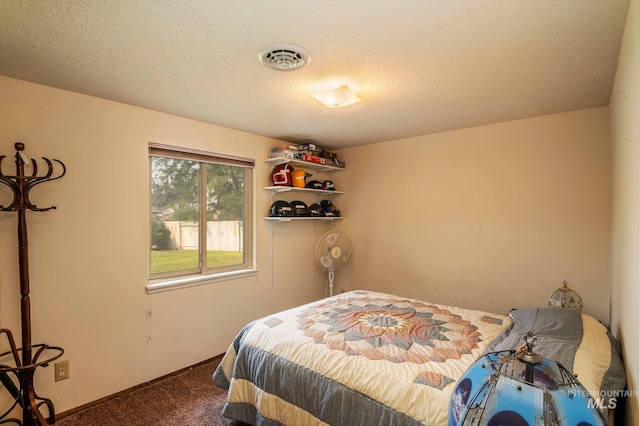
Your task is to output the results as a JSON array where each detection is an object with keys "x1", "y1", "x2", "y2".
[{"x1": 213, "y1": 290, "x2": 625, "y2": 426}]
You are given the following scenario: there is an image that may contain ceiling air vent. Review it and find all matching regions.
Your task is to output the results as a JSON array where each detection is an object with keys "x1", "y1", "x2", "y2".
[{"x1": 258, "y1": 44, "x2": 310, "y2": 71}]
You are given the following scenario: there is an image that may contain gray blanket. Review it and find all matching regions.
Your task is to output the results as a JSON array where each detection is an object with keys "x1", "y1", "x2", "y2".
[{"x1": 483, "y1": 307, "x2": 626, "y2": 394}]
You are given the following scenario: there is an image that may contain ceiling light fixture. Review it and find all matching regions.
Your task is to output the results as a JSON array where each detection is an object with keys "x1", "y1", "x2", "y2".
[
  {"x1": 311, "y1": 85, "x2": 362, "y2": 108},
  {"x1": 258, "y1": 44, "x2": 310, "y2": 71}
]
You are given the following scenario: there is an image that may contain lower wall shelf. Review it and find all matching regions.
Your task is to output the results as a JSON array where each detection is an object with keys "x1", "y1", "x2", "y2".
[{"x1": 264, "y1": 217, "x2": 344, "y2": 222}]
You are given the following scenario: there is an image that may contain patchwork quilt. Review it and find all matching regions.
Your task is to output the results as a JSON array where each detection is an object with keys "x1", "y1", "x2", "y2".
[{"x1": 213, "y1": 290, "x2": 511, "y2": 426}]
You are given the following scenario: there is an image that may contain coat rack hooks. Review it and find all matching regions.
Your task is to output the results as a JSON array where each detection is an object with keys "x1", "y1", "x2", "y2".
[
  {"x1": 0, "y1": 142, "x2": 65, "y2": 425},
  {"x1": 0, "y1": 142, "x2": 66, "y2": 212}
]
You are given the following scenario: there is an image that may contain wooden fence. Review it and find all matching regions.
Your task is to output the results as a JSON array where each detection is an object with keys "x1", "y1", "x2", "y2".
[{"x1": 163, "y1": 221, "x2": 243, "y2": 251}]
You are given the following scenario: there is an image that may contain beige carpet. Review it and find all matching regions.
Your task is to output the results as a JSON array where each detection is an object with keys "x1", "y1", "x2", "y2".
[{"x1": 56, "y1": 356, "x2": 248, "y2": 426}]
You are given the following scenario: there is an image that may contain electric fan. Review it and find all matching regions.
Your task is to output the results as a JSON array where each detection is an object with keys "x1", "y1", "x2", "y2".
[{"x1": 315, "y1": 231, "x2": 353, "y2": 296}]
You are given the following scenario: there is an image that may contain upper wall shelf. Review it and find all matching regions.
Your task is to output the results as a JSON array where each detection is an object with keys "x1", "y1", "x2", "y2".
[{"x1": 265, "y1": 157, "x2": 345, "y2": 173}]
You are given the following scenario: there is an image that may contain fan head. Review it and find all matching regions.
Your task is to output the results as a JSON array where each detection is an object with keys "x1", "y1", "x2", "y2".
[{"x1": 315, "y1": 231, "x2": 352, "y2": 272}]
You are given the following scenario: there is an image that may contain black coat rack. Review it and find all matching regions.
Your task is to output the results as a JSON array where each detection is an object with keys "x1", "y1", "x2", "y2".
[{"x1": 0, "y1": 143, "x2": 65, "y2": 425}]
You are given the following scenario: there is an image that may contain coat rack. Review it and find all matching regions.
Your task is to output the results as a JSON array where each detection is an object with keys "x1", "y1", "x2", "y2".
[{"x1": 0, "y1": 143, "x2": 65, "y2": 425}]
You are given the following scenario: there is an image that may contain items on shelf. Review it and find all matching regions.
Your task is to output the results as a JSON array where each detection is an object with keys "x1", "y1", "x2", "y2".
[
  {"x1": 269, "y1": 199, "x2": 340, "y2": 218},
  {"x1": 271, "y1": 163, "x2": 293, "y2": 186},
  {"x1": 269, "y1": 142, "x2": 345, "y2": 168},
  {"x1": 291, "y1": 169, "x2": 311, "y2": 187},
  {"x1": 271, "y1": 165, "x2": 338, "y2": 192},
  {"x1": 320, "y1": 199, "x2": 340, "y2": 217},
  {"x1": 265, "y1": 150, "x2": 344, "y2": 221},
  {"x1": 321, "y1": 180, "x2": 335, "y2": 190},
  {"x1": 305, "y1": 180, "x2": 324, "y2": 189}
]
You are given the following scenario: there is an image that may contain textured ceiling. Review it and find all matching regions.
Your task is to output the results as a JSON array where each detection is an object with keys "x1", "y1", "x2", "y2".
[{"x1": 0, "y1": 1, "x2": 630, "y2": 149}]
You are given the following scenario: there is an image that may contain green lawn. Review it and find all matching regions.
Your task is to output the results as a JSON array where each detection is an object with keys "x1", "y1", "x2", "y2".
[{"x1": 150, "y1": 249, "x2": 244, "y2": 274}]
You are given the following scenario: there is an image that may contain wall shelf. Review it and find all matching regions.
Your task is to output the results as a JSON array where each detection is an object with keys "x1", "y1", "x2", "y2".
[
  {"x1": 265, "y1": 155, "x2": 345, "y2": 222},
  {"x1": 263, "y1": 186, "x2": 343, "y2": 195},
  {"x1": 264, "y1": 216, "x2": 344, "y2": 222}
]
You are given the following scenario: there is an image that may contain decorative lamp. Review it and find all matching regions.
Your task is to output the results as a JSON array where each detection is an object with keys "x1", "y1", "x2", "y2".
[
  {"x1": 549, "y1": 280, "x2": 583, "y2": 310},
  {"x1": 311, "y1": 85, "x2": 362, "y2": 108},
  {"x1": 449, "y1": 332, "x2": 607, "y2": 426}
]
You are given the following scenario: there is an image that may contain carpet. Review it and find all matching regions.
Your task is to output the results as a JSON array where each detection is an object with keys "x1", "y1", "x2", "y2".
[{"x1": 56, "y1": 356, "x2": 247, "y2": 426}]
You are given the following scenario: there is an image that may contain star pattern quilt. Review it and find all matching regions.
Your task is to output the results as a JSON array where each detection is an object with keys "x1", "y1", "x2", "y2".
[{"x1": 213, "y1": 290, "x2": 511, "y2": 426}]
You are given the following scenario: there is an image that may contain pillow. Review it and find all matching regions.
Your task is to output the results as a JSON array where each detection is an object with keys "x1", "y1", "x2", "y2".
[
  {"x1": 484, "y1": 307, "x2": 626, "y2": 399},
  {"x1": 576, "y1": 314, "x2": 626, "y2": 400}
]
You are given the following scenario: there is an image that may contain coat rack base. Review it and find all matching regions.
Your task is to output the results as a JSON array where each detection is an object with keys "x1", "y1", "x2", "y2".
[{"x1": 0, "y1": 332, "x2": 64, "y2": 425}]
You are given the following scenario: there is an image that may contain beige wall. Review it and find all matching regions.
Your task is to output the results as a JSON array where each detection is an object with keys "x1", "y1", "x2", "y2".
[
  {"x1": 609, "y1": 0, "x2": 640, "y2": 423},
  {"x1": 337, "y1": 108, "x2": 611, "y2": 322},
  {"x1": 0, "y1": 76, "x2": 328, "y2": 413}
]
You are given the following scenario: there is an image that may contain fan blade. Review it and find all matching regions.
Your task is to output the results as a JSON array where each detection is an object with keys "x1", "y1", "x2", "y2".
[
  {"x1": 325, "y1": 233, "x2": 339, "y2": 248},
  {"x1": 342, "y1": 249, "x2": 352, "y2": 263},
  {"x1": 320, "y1": 254, "x2": 334, "y2": 269}
]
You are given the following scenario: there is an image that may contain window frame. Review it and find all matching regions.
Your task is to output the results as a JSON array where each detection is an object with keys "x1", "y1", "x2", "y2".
[{"x1": 147, "y1": 142, "x2": 256, "y2": 293}]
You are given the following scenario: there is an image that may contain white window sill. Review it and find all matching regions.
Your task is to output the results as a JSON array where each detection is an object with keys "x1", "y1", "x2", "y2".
[{"x1": 146, "y1": 268, "x2": 257, "y2": 294}]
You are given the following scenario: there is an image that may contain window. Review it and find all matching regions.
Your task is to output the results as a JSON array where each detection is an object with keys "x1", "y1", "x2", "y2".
[{"x1": 148, "y1": 143, "x2": 254, "y2": 289}]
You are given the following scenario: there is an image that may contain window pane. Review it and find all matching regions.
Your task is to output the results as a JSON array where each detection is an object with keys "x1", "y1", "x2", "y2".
[
  {"x1": 148, "y1": 143, "x2": 254, "y2": 285},
  {"x1": 205, "y1": 163, "x2": 245, "y2": 269},
  {"x1": 150, "y1": 157, "x2": 200, "y2": 275}
]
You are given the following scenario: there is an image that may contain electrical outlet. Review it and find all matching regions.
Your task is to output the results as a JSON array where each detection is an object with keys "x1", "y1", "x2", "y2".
[{"x1": 54, "y1": 360, "x2": 69, "y2": 382}]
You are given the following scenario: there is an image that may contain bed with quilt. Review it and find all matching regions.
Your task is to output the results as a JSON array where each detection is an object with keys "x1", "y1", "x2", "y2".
[{"x1": 213, "y1": 290, "x2": 625, "y2": 426}]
